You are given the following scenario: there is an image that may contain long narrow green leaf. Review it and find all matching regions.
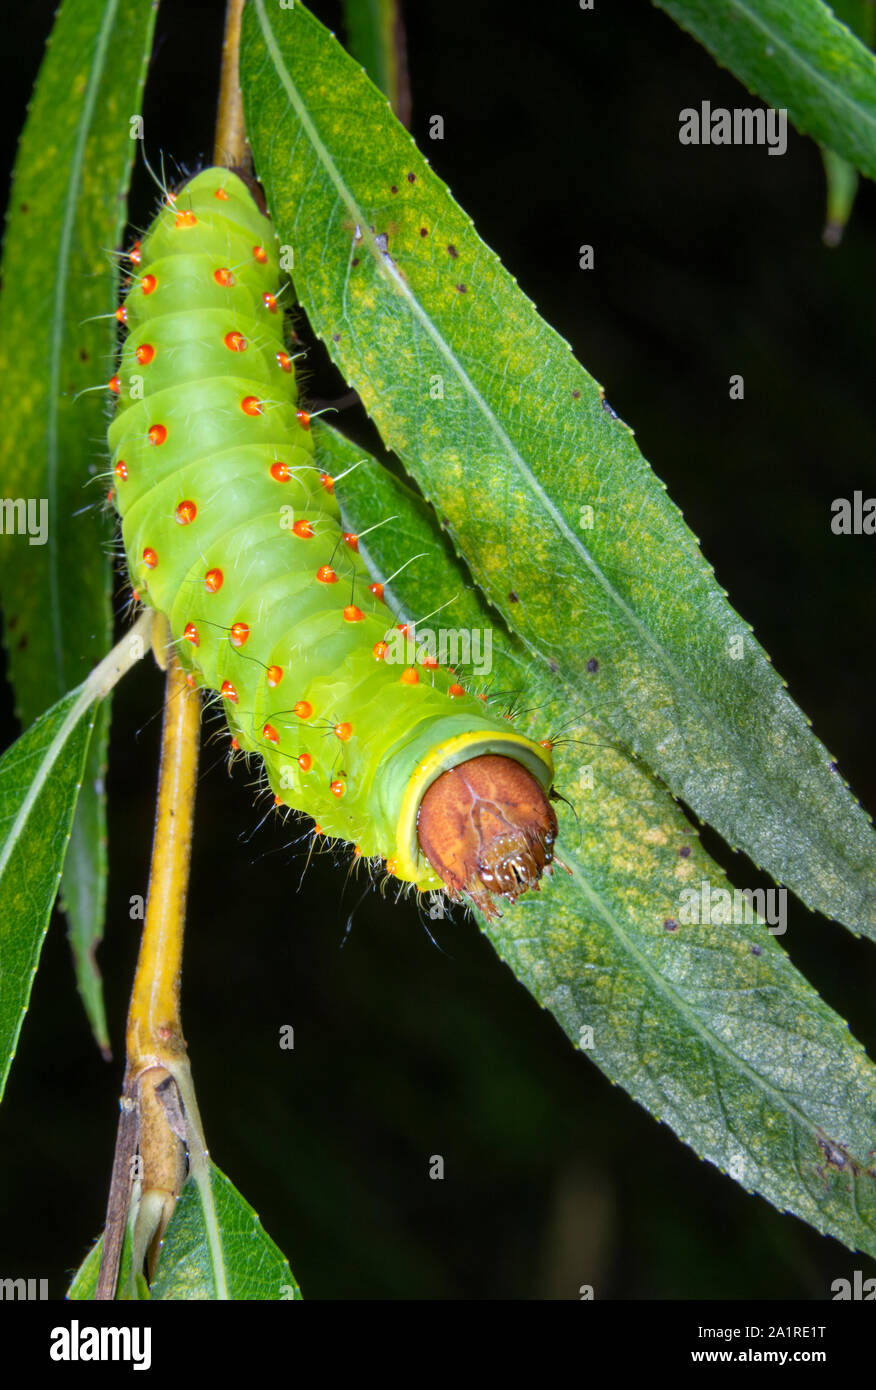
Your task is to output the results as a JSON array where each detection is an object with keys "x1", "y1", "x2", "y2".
[
  {"x1": 240, "y1": 1, "x2": 876, "y2": 939},
  {"x1": 652, "y1": 0, "x2": 876, "y2": 181},
  {"x1": 818, "y1": 2, "x2": 876, "y2": 243},
  {"x1": 0, "y1": 0, "x2": 160, "y2": 1055},
  {"x1": 67, "y1": 1163, "x2": 300, "y2": 1300},
  {"x1": 0, "y1": 688, "x2": 96, "y2": 1102},
  {"x1": 315, "y1": 420, "x2": 876, "y2": 1258}
]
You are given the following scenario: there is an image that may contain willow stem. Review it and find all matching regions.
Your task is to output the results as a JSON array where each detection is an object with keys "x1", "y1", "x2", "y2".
[
  {"x1": 214, "y1": 0, "x2": 249, "y2": 169},
  {"x1": 125, "y1": 656, "x2": 200, "y2": 1073},
  {"x1": 96, "y1": 656, "x2": 200, "y2": 1299}
]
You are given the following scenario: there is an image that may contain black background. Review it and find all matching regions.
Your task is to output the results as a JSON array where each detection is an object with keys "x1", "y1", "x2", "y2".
[{"x1": 1, "y1": 0, "x2": 875, "y2": 1300}]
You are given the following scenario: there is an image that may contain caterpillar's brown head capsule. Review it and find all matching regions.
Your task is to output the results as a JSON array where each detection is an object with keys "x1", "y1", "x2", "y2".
[{"x1": 416, "y1": 754, "x2": 558, "y2": 918}]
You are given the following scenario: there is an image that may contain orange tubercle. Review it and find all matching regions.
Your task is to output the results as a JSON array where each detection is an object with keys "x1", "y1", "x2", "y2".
[
  {"x1": 292, "y1": 519, "x2": 313, "y2": 539},
  {"x1": 270, "y1": 461, "x2": 290, "y2": 482},
  {"x1": 148, "y1": 424, "x2": 167, "y2": 446},
  {"x1": 344, "y1": 605, "x2": 364, "y2": 622},
  {"x1": 230, "y1": 622, "x2": 250, "y2": 647},
  {"x1": 316, "y1": 565, "x2": 337, "y2": 584},
  {"x1": 224, "y1": 331, "x2": 247, "y2": 352},
  {"x1": 175, "y1": 500, "x2": 197, "y2": 525},
  {"x1": 400, "y1": 667, "x2": 419, "y2": 685},
  {"x1": 204, "y1": 568, "x2": 224, "y2": 592},
  {"x1": 214, "y1": 267, "x2": 235, "y2": 287},
  {"x1": 142, "y1": 548, "x2": 158, "y2": 569},
  {"x1": 221, "y1": 681, "x2": 238, "y2": 703},
  {"x1": 266, "y1": 665, "x2": 283, "y2": 687},
  {"x1": 294, "y1": 700, "x2": 313, "y2": 719},
  {"x1": 183, "y1": 622, "x2": 199, "y2": 646}
]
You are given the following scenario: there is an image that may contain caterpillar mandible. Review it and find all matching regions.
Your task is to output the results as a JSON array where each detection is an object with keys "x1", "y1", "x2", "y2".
[{"x1": 108, "y1": 168, "x2": 557, "y2": 916}]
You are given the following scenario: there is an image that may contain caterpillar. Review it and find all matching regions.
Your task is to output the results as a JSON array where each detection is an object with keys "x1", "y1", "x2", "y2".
[{"x1": 107, "y1": 168, "x2": 557, "y2": 916}]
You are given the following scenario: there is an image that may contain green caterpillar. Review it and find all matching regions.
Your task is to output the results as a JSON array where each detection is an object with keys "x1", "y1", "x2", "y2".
[{"x1": 108, "y1": 168, "x2": 557, "y2": 914}]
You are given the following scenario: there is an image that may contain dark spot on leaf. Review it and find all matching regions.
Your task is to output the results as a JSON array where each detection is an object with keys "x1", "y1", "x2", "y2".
[
  {"x1": 456, "y1": 284, "x2": 467, "y2": 293},
  {"x1": 816, "y1": 1134, "x2": 858, "y2": 1179},
  {"x1": 17, "y1": 635, "x2": 28, "y2": 651},
  {"x1": 352, "y1": 257, "x2": 359, "y2": 267},
  {"x1": 8, "y1": 615, "x2": 17, "y2": 630},
  {"x1": 419, "y1": 227, "x2": 428, "y2": 237},
  {"x1": 407, "y1": 172, "x2": 416, "y2": 183},
  {"x1": 750, "y1": 944, "x2": 762, "y2": 956},
  {"x1": 332, "y1": 333, "x2": 340, "y2": 343},
  {"x1": 572, "y1": 389, "x2": 580, "y2": 399},
  {"x1": 20, "y1": 203, "x2": 29, "y2": 213},
  {"x1": 586, "y1": 657, "x2": 599, "y2": 673},
  {"x1": 390, "y1": 186, "x2": 398, "y2": 194},
  {"x1": 447, "y1": 245, "x2": 458, "y2": 259},
  {"x1": 679, "y1": 845, "x2": 691, "y2": 858},
  {"x1": 79, "y1": 349, "x2": 89, "y2": 362},
  {"x1": 508, "y1": 591, "x2": 519, "y2": 603},
  {"x1": 548, "y1": 659, "x2": 559, "y2": 674},
  {"x1": 664, "y1": 918, "x2": 678, "y2": 931}
]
